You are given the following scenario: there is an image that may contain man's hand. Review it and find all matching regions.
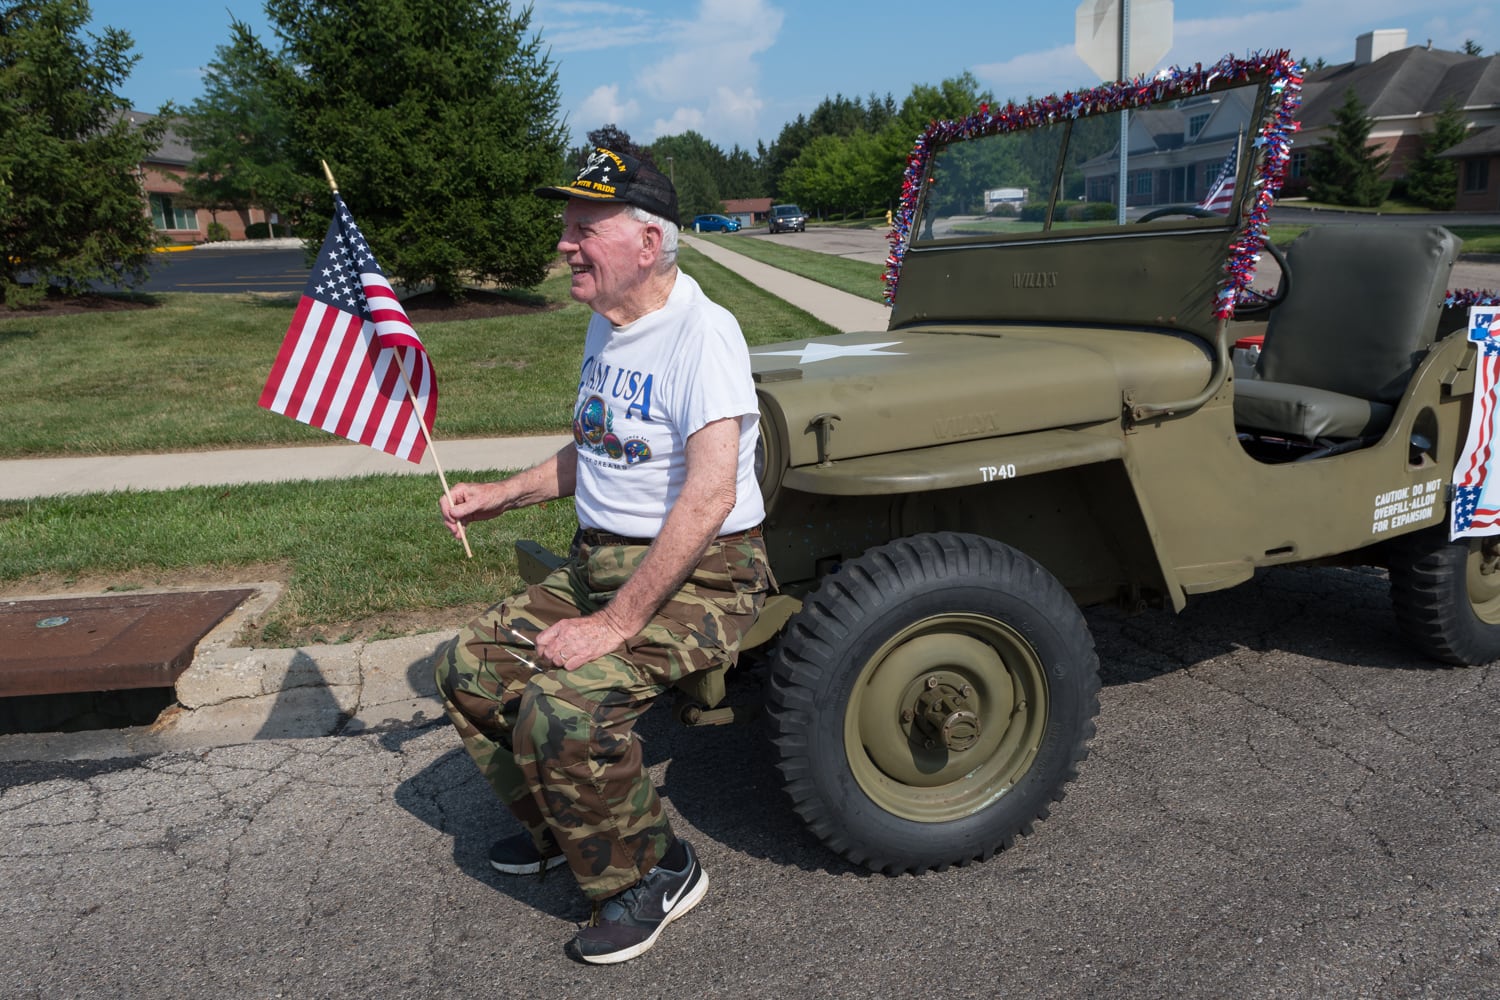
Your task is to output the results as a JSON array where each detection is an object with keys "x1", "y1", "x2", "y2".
[
  {"x1": 439, "y1": 481, "x2": 509, "y2": 540},
  {"x1": 437, "y1": 446, "x2": 577, "y2": 540},
  {"x1": 535, "y1": 611, "x2": 632, "y2": 671}
]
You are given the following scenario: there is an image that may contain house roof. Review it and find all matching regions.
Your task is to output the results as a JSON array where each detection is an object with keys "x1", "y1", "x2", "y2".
[
  {"x1": 723, "y1": 197, "x2": 773, "y2": 214},
  {"x1": 126, "y1": 110, "x2": 194, "y2": 166},
  {"x1": 1440, "y1": 124, "x2": 1500, "y2": 158},
  {"x1": 1299, "y1": 45, "x2": 1500, "y2": 129}
]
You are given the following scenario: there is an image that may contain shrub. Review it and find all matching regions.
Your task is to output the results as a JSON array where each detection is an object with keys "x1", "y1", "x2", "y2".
[
  {"x1": 1058, "y1": 202, "x2": 1118, "y2": 222},
  {"x1": 1019, "y1": 201, "x2": 1051, "y2": 222},
  {"x1": 245, "y1": 222, "x2": 271, "y2": 240},
  {"x1": 205, "y1": 221, "x2": 230, "y2": 242}
]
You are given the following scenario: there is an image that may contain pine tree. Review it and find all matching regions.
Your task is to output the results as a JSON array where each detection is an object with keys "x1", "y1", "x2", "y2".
[
  {"x1": 264, "y1": 0, "x2": 567, "y2": 298},
  {"x1": 1307, "y1": 88, "x2": 1391, "y2": 208},
  {"x1": 0, "y1": 0, "x2": 168, "y2": 305},
  {"x1": 1404, "y1": 99, "x2": 1469, "y2": 210}
]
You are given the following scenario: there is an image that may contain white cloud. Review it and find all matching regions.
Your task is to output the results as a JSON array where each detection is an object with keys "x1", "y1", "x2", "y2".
[
  {"x1": 642, "y1": 0, "x2": 784, "y2": 103},
  {"x1": 651, "y1": 106, "x2": 706, "y2": 139},
  {"x1": 551, "y1": 0, "x2": 784, "y2": 148},
  {"x1": 529, "y1": 1, "x2": 656, "y2": 53},
  {"x1": 973, "y1": 44, "x2": 1094, "y2": 103},
  {"x1": 579, "y1": 83, "x2": 639, "y2": 127},
  {"x1": 647, "y1": 86, "x2": 764, "y2": 145}
]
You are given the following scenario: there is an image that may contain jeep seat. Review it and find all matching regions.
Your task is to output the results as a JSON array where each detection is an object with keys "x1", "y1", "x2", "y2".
[{"x1": 1233, "y1": 225, "x2": 1459, "y2": 442}]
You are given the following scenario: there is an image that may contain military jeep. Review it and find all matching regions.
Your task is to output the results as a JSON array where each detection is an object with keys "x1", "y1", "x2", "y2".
[
  {"x1": 731, "y1": 53, "x2": 1496, "y2": 874},
  {"x1": 519, "y1": 53, "x2": 1493, "y2": 876}
]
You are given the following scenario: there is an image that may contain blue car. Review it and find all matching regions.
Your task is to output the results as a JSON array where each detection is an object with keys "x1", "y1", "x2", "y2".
[{"x1": 692, "y1": 214, "x2": 741, "y2": 232}]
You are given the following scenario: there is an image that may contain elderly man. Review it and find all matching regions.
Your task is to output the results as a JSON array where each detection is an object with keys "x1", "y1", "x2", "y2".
[{"x1": 433, "y1": 147, "x2": 772, "y2": 964}]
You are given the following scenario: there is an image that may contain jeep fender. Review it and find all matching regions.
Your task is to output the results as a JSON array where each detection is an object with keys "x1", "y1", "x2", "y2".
[{"x1": 769, "y1": 427, "x2": 1187, "y2": 613}]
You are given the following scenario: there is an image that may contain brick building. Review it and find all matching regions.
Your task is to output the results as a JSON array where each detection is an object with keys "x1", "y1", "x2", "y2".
[{"x1": 130, "y1": 111, "x2": 276, "y2": 243}]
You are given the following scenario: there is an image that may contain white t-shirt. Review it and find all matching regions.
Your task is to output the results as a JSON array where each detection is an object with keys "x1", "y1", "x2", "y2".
[{"x1": 571, "y1": 271, "x2": 765, "y2": 539}]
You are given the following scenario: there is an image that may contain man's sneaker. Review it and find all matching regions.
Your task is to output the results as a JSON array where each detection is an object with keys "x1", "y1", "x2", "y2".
[
  {"x1": 489, "y1": 829, "x2": 567, "y2": 875},
  {"x1": 573, "y1": 840, "x2": 708, "y2": 964}
]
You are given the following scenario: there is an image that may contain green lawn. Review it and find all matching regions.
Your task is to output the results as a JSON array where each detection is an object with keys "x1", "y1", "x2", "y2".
[
  {"x1": 0, "y1": 246, "x2": 840, "y2": 645},
  {"x1": 0, "y1": 475, "x2": 578, "y2": 646},
  {"x1": 0, "y1": 246, "x2": 837, "y2": 460}
]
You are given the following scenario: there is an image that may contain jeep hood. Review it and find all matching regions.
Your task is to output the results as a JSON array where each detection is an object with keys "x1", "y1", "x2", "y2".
[{"x1": 751, "y1": 326, "x2": 1213, "y2": 469}]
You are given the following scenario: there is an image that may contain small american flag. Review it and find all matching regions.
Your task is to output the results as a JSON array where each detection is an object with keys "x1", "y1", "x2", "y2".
[
  {"x1": 258, "y1": 194, "x2": 437, "y2": 464},
  {"x1": 1453, "y1": 309, "x2": 1500, "y2": 537},
  {"x1": 1198, "y1": 142, "x2": 1238, "y2": 214}
]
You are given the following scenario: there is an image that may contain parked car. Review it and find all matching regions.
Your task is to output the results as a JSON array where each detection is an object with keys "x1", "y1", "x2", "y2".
[
  {"x1": 769, "y1": 204, "x2": 806, "y2": 233},
  {"x1": 692, "y1": 213, "x2": 741, "y2": 232}
]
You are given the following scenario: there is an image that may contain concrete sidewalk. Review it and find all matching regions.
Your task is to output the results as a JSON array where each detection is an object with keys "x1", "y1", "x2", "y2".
[
  {"x1": 683, "y1": 234, "x2": 892, "y2": 333},
  {"x1": 0, "y1": 435, "x2": 571, "y2": 501}
]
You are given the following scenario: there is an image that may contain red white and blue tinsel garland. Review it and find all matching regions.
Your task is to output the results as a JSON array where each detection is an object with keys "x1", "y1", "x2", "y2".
[
  {"x1": 883, "y1": 51, "x2": 1305, "y2": 319},
  {"x1": 1448, "y1": 290, "x2": 1500, "y2": 308}
]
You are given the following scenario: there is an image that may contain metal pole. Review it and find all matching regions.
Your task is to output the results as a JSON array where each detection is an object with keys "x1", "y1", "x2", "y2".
[{"x1": 1116, "y1": 0, "x2": 1131, "y2": 225}]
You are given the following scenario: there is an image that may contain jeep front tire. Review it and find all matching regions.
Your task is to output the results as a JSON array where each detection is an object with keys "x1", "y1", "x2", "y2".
[{"x1": 766, "y1": 532, "x2": 1101, "y2": 873}]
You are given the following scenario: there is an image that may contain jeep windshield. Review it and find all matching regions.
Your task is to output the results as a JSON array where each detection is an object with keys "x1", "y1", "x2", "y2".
[
  {"x1": 886, "y1": 54, "x2": 1302, "y2": 340},
  {"x1": 910, "y1": 81, "x2": 1260, "y2": 242}
]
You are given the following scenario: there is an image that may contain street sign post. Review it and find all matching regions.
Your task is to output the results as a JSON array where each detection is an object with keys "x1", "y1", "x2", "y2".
[{"x1": 1075, "y1": 0, "x2": 1173, "y2": 222}]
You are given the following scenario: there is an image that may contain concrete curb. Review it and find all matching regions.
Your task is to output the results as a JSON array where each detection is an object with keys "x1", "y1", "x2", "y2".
[
  {"x1": 160, "y1": 583, "x2": 449, "y2": 746},
  {"x1": 168, "y1": 632, "x2": 449, "y2": 747}
]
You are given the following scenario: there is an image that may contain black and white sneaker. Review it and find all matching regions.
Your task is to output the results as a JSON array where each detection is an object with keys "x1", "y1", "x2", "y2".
[
  {"x1": 489, "y1": 829, "x2": 567, "y2": 875},
  {"x1": 573, "y1": 839, "x2": 708, "y2": 964}
]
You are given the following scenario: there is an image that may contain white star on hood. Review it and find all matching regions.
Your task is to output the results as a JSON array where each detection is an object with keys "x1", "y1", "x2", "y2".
[{"x1": 754, "y1": 341, "x2": 905, "y2": 365}]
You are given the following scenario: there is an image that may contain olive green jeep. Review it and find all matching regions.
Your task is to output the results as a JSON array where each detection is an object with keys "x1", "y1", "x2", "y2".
[{"x1": 524, "y1": 53, "x2": 1496, "y2": 876}]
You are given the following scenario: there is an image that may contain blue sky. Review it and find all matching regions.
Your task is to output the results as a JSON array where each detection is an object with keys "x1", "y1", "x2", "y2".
[{"x1": 88, "y1": 0, "x2": 1497, "y2": 152}]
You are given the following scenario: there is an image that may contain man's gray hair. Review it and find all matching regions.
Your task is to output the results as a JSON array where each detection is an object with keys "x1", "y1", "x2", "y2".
[{"x1": 626, "y1": 205, "x2": 679, "y2": 270}]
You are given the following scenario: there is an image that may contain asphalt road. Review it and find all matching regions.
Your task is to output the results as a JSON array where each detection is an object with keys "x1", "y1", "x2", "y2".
[
  {"x1": 9, "y1": 213, "x2": 1500, "y2": 997},
  {"x1": 138, "y1": 245, "x2": 308, "y2": 295},
  {"x1": 4, "y1": 565, "x2": 1499, "y2": 998}
]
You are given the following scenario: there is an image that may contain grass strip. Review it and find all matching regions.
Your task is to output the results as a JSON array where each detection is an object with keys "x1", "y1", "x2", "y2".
[{"x1": 0, "y1": 472, "x2": 578, "y2": 646}]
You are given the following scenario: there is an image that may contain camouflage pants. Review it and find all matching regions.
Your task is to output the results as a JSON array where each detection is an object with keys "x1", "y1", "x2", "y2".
[{"x1": 434, "y1": 528, "x2": 771, "y2": 900}]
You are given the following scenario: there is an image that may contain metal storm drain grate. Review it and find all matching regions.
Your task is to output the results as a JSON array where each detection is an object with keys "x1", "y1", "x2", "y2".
[{"x1": 0, "y1": 589, "x2": 257, "y2": 697}]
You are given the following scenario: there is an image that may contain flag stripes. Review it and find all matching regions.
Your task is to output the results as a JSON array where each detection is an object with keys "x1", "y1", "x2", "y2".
[
  {"x1": 1452, "y1": 310, "x2": 1500, "y2": 538},
  {"x1": 257, "y1": 195, "x2": 436, "y2": 464},
  {"x1": 1198, "y1": 139, "x2": 1239, "y2": 215}
]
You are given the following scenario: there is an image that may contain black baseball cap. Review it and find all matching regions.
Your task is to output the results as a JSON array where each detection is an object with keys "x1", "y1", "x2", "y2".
[{"x1": 535, "y1": 147, "x2": 680, "y2": 227}]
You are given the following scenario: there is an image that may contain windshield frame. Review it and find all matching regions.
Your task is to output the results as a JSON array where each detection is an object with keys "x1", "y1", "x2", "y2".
[{"x1": 884, "y1": 52, "x2": 1304, "y2": 320}]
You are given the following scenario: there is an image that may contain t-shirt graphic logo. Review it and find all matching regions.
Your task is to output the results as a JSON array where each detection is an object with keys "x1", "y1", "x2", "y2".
[{"x1": 574, "y1": 394, "x2": 652, "y2": 464}]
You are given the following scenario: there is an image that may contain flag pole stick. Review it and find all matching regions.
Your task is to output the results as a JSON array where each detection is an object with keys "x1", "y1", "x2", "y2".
[{"x1": 321, "y1": 160, "x2": 472, "y2": 559}]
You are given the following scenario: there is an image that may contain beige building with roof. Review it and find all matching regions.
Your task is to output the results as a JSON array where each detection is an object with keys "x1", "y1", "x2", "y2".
[{"x1": 1289, "y1": 29, "x2": 1500, "y2": 208}]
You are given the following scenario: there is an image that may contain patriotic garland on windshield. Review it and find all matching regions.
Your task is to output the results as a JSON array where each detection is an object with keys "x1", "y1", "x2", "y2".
[{"x1": 882, "y1": 51, "x2": 1305, "y2": 319}]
